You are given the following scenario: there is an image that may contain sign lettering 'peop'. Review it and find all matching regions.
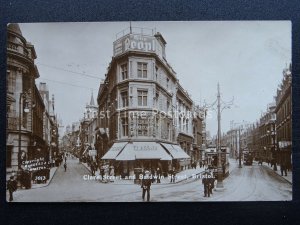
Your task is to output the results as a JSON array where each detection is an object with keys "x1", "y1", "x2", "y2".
[{"x1": 114, "y1": 34, "x2": 158, "y2": 56}]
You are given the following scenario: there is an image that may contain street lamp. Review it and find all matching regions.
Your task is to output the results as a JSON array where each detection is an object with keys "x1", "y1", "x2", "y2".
[
  {"x1": 18, "y1": 91, "x2": 30, "y2": 169},
  {"x1": 267, "y1": 129, "x2": 277, "y2": 171},
  {"x1": 238, "y1": 126, "x2": 243, "y2": 168},
  {"x1": 203, "y1": 83, "x2": 233, "y2": 191}
]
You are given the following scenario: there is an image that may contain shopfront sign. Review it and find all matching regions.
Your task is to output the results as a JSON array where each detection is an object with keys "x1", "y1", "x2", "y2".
[
  {"x1": 278, "y1": 141, "x2": 292, "y2": 148},
  {"x1": 88, "y1": 149, "x2": 97, "y2": 156},
  {"x1": 133, "y1": 145, "x2": 158, "y2": 151}
]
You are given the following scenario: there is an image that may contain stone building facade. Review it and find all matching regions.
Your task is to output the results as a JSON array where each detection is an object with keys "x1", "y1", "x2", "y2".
[
  {"x1": 97, "y1": 27, "x2": 204, "y2": 176},
  {"x1": 275, "y1": 64, "x2": 292, "y2": 170},
  {"x1": 6, "y1": 24, "x2": 59, "y2": 182}
]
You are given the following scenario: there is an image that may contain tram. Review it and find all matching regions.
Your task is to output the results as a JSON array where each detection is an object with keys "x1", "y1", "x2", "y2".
[
  {"x1": 243, "y1": 152, "x2": 253, "y2": 166},
  {"x1": 205, "y1": 146, "x2": 230, "y2": 179}
]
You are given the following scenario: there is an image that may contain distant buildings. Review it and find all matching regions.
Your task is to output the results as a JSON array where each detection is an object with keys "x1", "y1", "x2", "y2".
[
  {"x1": 223, "y1": 64, "x2": 292, "y2": 172},
  {"x1": 275, "y1": 64, "x2": 292, "y2": 170},
  {"x1": 259, "y1": 103, "x2": 276, "y2": 162}
]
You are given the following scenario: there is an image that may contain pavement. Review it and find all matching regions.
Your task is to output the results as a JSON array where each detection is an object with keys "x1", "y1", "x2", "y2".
[
  {"x1": 259, "y1": 161, "x2": 292, "y2": 184},
  {"x1": 16, "y1": 166, "x2": 58, "y2": 190},
  {"x1": 6, "y1": 166, "x2": 58, "y2": 201},
  {"x1": 10, "y1": 157, "x2": 292, "y2": 202},
  {"x1": 30, "y1": 166, "x2": 58, "y2": 189}
]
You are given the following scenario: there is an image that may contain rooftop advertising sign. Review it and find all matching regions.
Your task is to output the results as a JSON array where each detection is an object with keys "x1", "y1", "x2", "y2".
[{"x1": 113, "y1": 34, "x2": 162, "y2": 57}]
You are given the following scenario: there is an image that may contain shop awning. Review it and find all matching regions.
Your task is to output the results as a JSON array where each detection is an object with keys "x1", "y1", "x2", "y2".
[
  {"x1": 102, "y1": 142, "x2": 128, "y2": 160},
  {"x1": 162, "y1": 144, "x2": 191, "y2": 159},
  {"x1": 115, "y1": 142, "x2": 172, "y2": 161}
]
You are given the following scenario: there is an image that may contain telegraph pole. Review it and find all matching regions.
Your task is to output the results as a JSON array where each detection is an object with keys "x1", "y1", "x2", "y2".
[
  {"x1": 216, "y1": 83, "x2": 224, "y2": 189},
  {"x1": 238, "y1": 127, "x2": 242, "y2": 168},
  {"x1": 203, "y1": 82, "x2": 233, "y2": 191}
]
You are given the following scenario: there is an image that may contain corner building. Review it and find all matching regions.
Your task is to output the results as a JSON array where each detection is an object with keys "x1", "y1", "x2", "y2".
[{"x1": 97, "y1": 28, "x2": 199, "y2": 177}]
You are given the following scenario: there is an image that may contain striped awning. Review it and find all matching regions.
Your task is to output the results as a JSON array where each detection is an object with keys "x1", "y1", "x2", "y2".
[
  {"x1": 161, "y1": 143, "x2": 191, "y2": 159},
  {"x1": 115, "y1": 142, "x2": 172, "y2": 161},
  {"x1": 102, "y1": 142, "x2": 128, "y2": 160}
]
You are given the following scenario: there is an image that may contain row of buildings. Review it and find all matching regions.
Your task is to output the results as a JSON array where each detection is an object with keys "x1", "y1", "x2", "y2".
[
  {"x1": 61, "y1": 27, "x2": 207, "y2": 177},
  {"x1": 6, "y1": 24, "x2": 60, "y2": 181},
  {"x1": 224, "y1": 64, "x2": 292, "y2": 170}
]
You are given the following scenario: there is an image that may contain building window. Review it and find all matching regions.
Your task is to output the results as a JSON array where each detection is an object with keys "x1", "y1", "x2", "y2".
[
  {"x1": 167, "y1": 100, "x2": 170, "y2": 112},
  {"x1": 7, "y1": 70, "x2": 15, "y2": 94},
  {"x1": 166, "y1": 78, "x2": 169, "y2": 89},
  {"x1": 167, "y1": 122, "x2": 171, "y2": 140},
  {"x1": 155, "y1": 66, "x2": 158, "y2": 81},
  {"x1": 120, "y1": 91, "x2": 128, "y2": 107},
  {"x1": 138, "y1": 119, "x2": 148, "y2": 136},
  {"x1": 121, "y1": 64, "x2": 128, "y2": 80},
  {"x1": 155, "y1": 92, "x2": 159, "y2": 108},
  {"x1": 6, "y1": 146, "x2": 12, "y2": 168},
  {"x1": 186, "y1": 119, "x2": 189, "y2": 133},
  {"x1": 137, "y1": 62, "x2": 147, "y2": 78},
  {"x1": 138, "y1": 90, "x2": 148, "y2": 106},
  {"x1": 121, "y1": 117, "x2": 128, "y2": 136}
]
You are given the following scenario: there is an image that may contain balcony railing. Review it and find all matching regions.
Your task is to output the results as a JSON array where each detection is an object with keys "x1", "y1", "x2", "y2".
[{"x1": 7, "y1": 41, "x2": 31, "y2": 59}]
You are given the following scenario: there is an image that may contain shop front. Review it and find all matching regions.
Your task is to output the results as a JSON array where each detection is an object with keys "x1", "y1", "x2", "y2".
[
  {"x1": 277, "y1": 141, "x2": 292, "y2": 171},
  {"x1": 160, "y1": 143, "x2": 191, "y2": 172},
  {"x1": 115, "y1": 142, "x2": 172, "y2": 177},
  {"x1": 102, "y1": 141, "x2": 173, "y2": 177}
]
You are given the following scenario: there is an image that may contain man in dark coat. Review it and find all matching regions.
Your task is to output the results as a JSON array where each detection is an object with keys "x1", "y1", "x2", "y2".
[
  {"x1": 64, "y1": 162, "x2": 67, "y2": 172},
  {"x1": 281, "y1": 161, "x2": 287, "y2": 176},
  {"x1": 141, "y1": 170, "x2": 152, "y2": 202},
  {"x1": 202, "y1": 170, "x2": 211, "y2": 197},
  {"x1": 156, "y1": 167, "x2": 161, "y2": 183},
  {"x1": 7, "y1": 176, "x2": 17, "y2": 202},
  {"x1": 170, "y1": 167, "x2": 176, "y2": 183},
  {"x1": 208, "y1": 172, "x2": 215, "y2": 195},
  {"x1": 91, "y1": 163, "x2": 95, "y2": 176}
]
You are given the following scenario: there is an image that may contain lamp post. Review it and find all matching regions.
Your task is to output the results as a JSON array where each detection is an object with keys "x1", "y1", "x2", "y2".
[
  {"x1": 216, "y1": 83, "x2": 224, "y2": 189},
  {"x1": 267, "y1": 129, "x2": 277, "y2": 171},
  {"x1": 18, "y1": 92, "x2": 30, "y2": 169},
  {"x1": 238, "y1": 127, "x2": 242, "y2": 168},
  {"x1": 203, "y1": 83, "x2": 233, "y2": 191}
]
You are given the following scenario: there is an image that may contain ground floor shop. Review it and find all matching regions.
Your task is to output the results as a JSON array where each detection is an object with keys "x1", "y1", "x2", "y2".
[{"x1": 101, "y1": 141, "x2": 190, "y2": 177}]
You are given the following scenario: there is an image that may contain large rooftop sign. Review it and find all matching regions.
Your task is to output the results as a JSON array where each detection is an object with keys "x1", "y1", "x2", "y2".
[{"x1": 113, "y1": 33, "x2": 163, "y2": 58}]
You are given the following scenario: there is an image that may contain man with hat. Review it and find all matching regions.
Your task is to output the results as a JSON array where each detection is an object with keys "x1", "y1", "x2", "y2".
[
  {"x1": 141, "y1": 170, "x2": 152, "y2": 202},
  {"x1": 202, "y1": 169, "x2": 211, "y2": 197},
  {"x1": 7, "y1": 176, "x2": 17, "y2": 202}
]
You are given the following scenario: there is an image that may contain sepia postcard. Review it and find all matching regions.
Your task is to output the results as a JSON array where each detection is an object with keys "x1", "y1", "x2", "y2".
[{"x1": 6, "y1": 21, "x2": 292, "y2": 202}]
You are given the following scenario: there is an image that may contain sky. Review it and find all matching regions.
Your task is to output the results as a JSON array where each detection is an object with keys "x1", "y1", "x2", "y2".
[{"x1": 18, "y1": 21, "x2": 291, "y2": 136}]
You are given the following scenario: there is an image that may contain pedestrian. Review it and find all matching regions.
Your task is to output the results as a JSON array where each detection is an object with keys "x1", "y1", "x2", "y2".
[
  {"x1": 7, "y1": 176, "x2": 17, "y2": 202},
  {"x1": 64, "y1": 162, "x2": 67, "y2": 172},
  {"x1": 104, "y1": 165, "x2": 109, "y2": 183},
  {"x1": 281, "y1": 162, "x2": 287, "y2": 176},
  {"x1": 202, "y1": 170, "x2": 211, "y2": 197},
  {"x1": 170, "y1": 167, "x2": 176, "y2": 183},
  {"x1": 156, "y1": 167, "x2": 161, "y2": 183},
  {"x1": 91, "y1": 163, "x2": 95, "y2": 176},
  {"x1": 141, "y1": 170, "x2": 152, "y2": 202},
  {"x1": 208, "y1": 172, "x2": 215, "y2": 195},
  {"x1": 100, "y1": 166, "x2": 104, "y2": 181},
  {"x1": 109, "y1": 165, "x2": 115, "y2": 182}
]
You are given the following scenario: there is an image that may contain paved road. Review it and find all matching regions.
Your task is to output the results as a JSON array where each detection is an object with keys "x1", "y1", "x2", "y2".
[{"x1": 11, "y1": 158, "x2": 292, "y2": 202}]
